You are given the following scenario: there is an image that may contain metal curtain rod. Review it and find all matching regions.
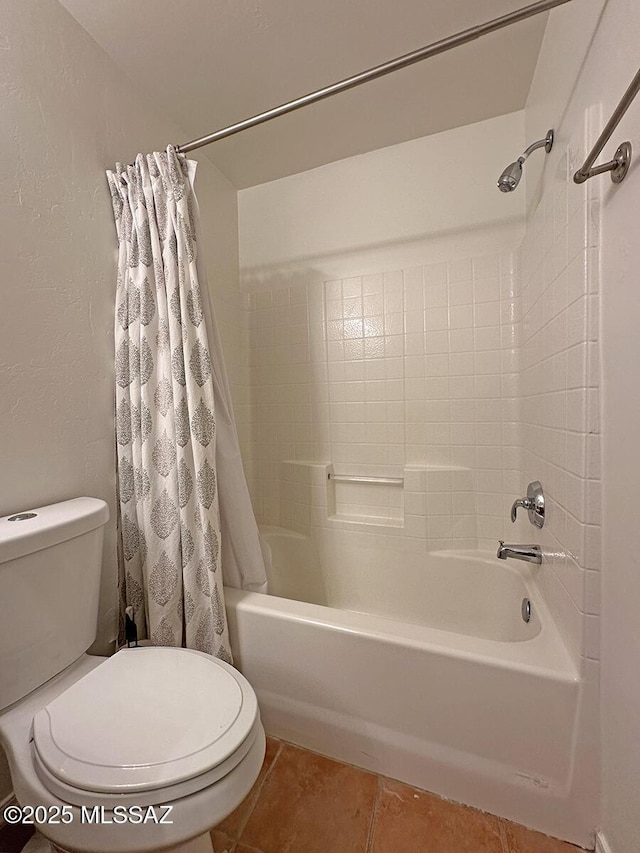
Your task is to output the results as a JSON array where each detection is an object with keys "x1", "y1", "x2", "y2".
[
  {"x1": 175, "y1": 0, "x2": 573, "y2": 155},
  {"x1": 574, "y1": 66, "x2": 640, "y2": 185}
]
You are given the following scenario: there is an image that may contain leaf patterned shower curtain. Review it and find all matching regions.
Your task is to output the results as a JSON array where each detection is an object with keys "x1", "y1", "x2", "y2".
[{"x1": 106, "y1": 147, "x2": 265, "y2": 660}]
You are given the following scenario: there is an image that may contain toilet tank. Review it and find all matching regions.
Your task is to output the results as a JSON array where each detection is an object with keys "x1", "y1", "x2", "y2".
[{"x1": 0, "y1": 497, "x2": 109, "y2": 711}]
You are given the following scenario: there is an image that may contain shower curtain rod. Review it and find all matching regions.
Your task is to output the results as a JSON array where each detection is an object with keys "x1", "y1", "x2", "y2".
[
  {"x1": 174, "y1": 0, "x2": 573, "y2": 155},
  {"x1": 573, "y1": 66, "x2": 640, "y2": 184}
]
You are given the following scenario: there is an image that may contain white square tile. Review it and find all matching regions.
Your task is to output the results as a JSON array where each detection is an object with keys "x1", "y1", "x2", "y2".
[
  {"x1": 474, "y1": 351, "x2": 501, "y2": 375},
  {"x1": 449, "y1": 280, "x2": 473, "y2": 306},
  {"x1": 406, "y1": 309, "x2": 426, "y2": 334},
  {"x1": 405, "y1": 332, "x2": 425, "y2": 355},
  {"x1": 424, "y1": 281, "x2": 448, "y2": 309},
  {"x1": 423, "y1": 261, "x2": 448, "y2": 286},
  {"x1": 363, "y1": 293, "x2": 384, "y2": 316},
  {"x1": 343, "y1": 318, "x2": 364, "y2": 339},
  {"x1": 362, "y1": 273, "x2": 384, "y2": 294},
  {"x1": 449, "y1": 328, "x2": 474, "y2": 353},
  {"x1": 363, "y1": 316, "x2": 384, "y2": 338},
  {"x1": 474, "y1": 326, "x2": 501, "y2": 350},
  {"x1": 474, "y1": 301, "x2": 501, "y2": 326},
  {"x1": 363, "y1": 337, "x2": 384, "y2": 360},
  {"x1": 448, "y1": 257, "x2": 472, "y2": 282},
  {"x1": 424, "y1": 400, "x2": 450, "y2": 423},
  {"x1": 425, "y1": 330, "x2": 448, "y2": 354},
  {"x1": 385, "y1": 335, "x2": 404, "y2": 357},
  {"x1": 405, "y1": 378, "x2": 426, "y2": 401},
  {"x1": 426, "y1": 492, "x2": 453, "y2": 515},
  {"x1": 449, "y1": 376, "x2": 475, "y2": 399},
  {"x1": 475, "y1": 374, "x2": 501, "y2": 398},
  {"x1": 449, "y1": 352, "x2": 474, "y2": 375},
  {"x1": 342, "y1": 277, "x2": 362, "y2": 299},
  {"x1": 405, "y1": 355, "x2": 425, "y2": 378},
  {"x1": 473, "y1": 277, "x2": 501, "y2": 303},
  {"x1": 384, "y1": 313, "x2": 403, "y2": 336},
  {"x1": 449, "y1": 305, "x2": 473, "y2": 329},
  {"x1": 473, "y1": 254, "x2": 500, "y2": 280},
  {"x1": 451, "y1": 423, "x2": 476, "y2": 446},
  {"x1": 425, "y1": 377, "x2": 449, "y2": 399},
  {"x1": 324, "y1": 280, "x2": 342, "y2": 300},
  {"x1": 425, "y1": 307, "x2": 448, "y2": 331},
  {"x1": 425, "y1": 354, "x2": 449, "y2": 377}
]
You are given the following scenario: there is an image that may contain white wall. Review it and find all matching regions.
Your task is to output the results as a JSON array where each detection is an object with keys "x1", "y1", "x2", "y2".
[
  {"x1": 523, "y1": 0, "x2": 607, "y2": 210},
  {"x1": 0, "y1": 0, "x2": 242, "y2": 803},
  {"x1": 524, "y1": 1, "x2": 640, "y2": 851},
  {"x1": 239, "y1": 112, "x2": 526, "y2": 287}
]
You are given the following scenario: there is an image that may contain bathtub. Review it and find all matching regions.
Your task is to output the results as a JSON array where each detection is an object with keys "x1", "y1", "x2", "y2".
[{"x1": 225, "y1": 526, "x2": 590, "y2": 846}]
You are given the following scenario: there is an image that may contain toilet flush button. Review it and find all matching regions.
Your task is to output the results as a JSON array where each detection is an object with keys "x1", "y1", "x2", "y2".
[{"x1": 7, "y1": 513, "x2": 38, "y2": 521}]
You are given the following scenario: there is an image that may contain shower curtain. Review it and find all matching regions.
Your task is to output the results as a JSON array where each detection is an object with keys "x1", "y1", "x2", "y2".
[{"x1": 107, "y1": 146, "x2": 266, "y2": 660}]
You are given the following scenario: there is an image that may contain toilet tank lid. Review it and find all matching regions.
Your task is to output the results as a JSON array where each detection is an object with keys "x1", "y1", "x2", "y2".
[{"x1": 0, "y1": 497, "x2": 109, "y2": 565}]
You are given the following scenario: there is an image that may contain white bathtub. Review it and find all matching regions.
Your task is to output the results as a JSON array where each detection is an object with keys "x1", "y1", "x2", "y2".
[{"x1": 225, "y1": 526, "x2": 591, "y2": 846}]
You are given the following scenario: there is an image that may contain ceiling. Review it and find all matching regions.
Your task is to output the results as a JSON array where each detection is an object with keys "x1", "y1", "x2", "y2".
[{"x1": 58, "y1": 0, "x2": 548, "y2": 188}]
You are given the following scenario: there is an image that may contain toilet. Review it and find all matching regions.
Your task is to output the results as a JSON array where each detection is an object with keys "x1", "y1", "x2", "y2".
[{"x1": 0, "y1": 497, "x2": 266, "y2": 853}]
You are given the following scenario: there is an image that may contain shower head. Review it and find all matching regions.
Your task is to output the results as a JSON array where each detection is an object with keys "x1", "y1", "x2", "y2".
[
  {"x1": 498, "y1": 159, "x2": 524, "y2": 193},
  {"x1": 497, "y1": 129, "x2": 554, "y2": 193}
]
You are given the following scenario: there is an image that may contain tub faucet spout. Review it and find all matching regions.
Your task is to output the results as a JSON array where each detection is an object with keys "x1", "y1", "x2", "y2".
[{"x1": 497, "y1": 541, "x2": 542, "y2": 564}]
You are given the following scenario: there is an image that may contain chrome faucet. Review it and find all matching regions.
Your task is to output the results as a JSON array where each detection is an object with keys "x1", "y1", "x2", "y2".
[
  {"x1": 497, "y1": 541, "x2": 542, "y2": 564},
  {"x1": 510, "y1": 481, "x2": 545, "y2": 528}
]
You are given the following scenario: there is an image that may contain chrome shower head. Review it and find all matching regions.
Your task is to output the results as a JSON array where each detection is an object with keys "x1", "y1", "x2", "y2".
[
  {"x1": 497, "y1": 158, "x2": 524, "y2": 193},
  {"x1": 497, "y1": 129, "x2": 554, "y2": 193}
]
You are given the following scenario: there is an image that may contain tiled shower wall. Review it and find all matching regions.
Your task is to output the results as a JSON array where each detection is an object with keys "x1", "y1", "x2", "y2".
[
  {"x1": 244, "y1": 250, "x2": 527, "y2": 550},
  {"x1": 517, "y1": 113, "x2": 601, "y2": 669}
]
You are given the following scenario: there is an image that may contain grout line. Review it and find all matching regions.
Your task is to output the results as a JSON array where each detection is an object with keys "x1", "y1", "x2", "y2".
[
  {"x1": 498, "y1": 818, "x2": 510, "y2": 853},
  {"x1": 364, "y1": 775, "x2": 383, "y2": 853},
  {"x1": 234, "y1": 738, "x2": 284, "y2": 842}
]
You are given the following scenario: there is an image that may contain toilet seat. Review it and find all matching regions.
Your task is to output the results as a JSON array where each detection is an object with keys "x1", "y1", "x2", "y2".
[{"x1": 32, "y1": 647, "x2": 260, "y2": 807}]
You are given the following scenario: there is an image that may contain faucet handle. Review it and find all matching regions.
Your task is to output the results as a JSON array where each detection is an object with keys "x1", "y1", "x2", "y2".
[
  {"x1": 510, "y1": 498, "x2": 529, "y2": 523},
  {"x1": 510, "y1": 481, "x2": 545, "y2": 528}
]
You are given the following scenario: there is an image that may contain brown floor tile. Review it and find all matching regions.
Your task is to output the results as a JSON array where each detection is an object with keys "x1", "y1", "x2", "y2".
[
  {"x1": 240, "y1": 743, "x2": 378, "y2": 853},
  {"x1": 235, "y1": 847, "x2": 264, "y2": 853},
  {"x1": 211, "y1": 828, "x2": 237, "y2": 852},
  {"x1": 370, "y1": 778, "x2": 504, "y2": 853},
  {"x1": 503, "y1": 822, "x2": 588, "y2": 853},
  {"x1": 217, "y1": 736, "x2": 281, "y2": 839}
]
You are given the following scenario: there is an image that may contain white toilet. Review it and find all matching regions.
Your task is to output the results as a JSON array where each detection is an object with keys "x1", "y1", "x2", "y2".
[{"x1": 0, "y1": 497, "x2": 266, "y2": 853}]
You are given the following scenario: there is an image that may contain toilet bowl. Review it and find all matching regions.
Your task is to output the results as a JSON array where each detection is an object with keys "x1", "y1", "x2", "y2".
[
  {"x1": 1, "y1": 648, "x2": 266, "y2": 852},
  {"x1": 0, "y1": 498, "x2": 266, "y2": 853}
]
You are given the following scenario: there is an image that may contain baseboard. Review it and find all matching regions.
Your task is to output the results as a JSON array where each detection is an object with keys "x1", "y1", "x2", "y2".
[{"x1": 595, "y1": 832, "x2": 614, "y2": 853}]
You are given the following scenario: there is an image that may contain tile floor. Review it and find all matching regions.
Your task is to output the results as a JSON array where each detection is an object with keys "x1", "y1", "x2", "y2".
[
  {"x1": 213, "y1": 738, "x2": 589, "y2": 853},
  {"x1": 0, "y1": 737, "x2": 590, "y2": 853}
]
